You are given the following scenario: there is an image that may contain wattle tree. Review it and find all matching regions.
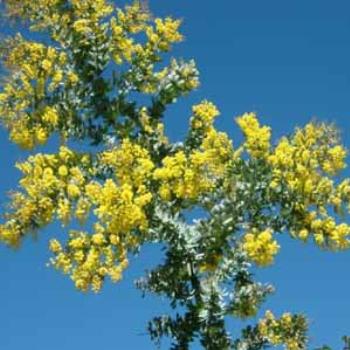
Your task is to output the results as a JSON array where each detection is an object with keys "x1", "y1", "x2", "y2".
[{"x1": 0, "y1": 1, "x2": 349, "y2": 349}]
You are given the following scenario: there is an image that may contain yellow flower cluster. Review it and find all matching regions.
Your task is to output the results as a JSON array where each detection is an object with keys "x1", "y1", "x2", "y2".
[
  {"x1": 269, "y1": 123, "x2": 347, "y2": 190},
  {"x1": 191, "y1": 100, "x2": 220, "y2": 131},
  {"x1": 5, "y1": 0, "x2": 113, "y2": 33},
  {"x1": 110, "y1": 21, "x2": 140, "y2": 64},
  {"x1": 148, "y1": 17, "x2": 183, "y2": 52},
  {"x1": 154, "y1": 127, "x2": 233, "y2": 200},
  {"x1": 268, "y1": 122, "x2": 350, "y2": 249},
  {"x1": 154, "y1": 151, "x2": 200, "y2": 200},
  {"x1": 0, "y1": 138, "x2": 156, "y2": 291},
  {"x1": 236, "y1": 113, "x2": 271, "y2": 158},
  {"x1": 70, "y1": 0, "x2": 113, "y2": 45},
  {"x1": 49, "y1": 140, "x2": 155, "y2": 292},
  {"x1": 100, "y1": 138, "x2": 155, "y2": 191},
  {"x1": 107, "y1": 3, "x2": 193, "y2": 96},
  {"x1": 304, "y1": 216, "x2": 350, "y2": 250},
  {"x1": 86, "y1": 179, "x2": 152, "y2": 235},
  {"x1": 0, "y1": 38, "x2": 71, "y2": 149},
  {"x1": 111, "y1": 3, "x2": 182, "y2": 66},
  {"x1": 71, "y1": 0, "x2": 113, "y2": 22},
  {"x1": 0, "y1": 146, "x2": 91, "y2": 247},
  {"x1": 72, "y1": 19, "x2": 93, "y2": 34},
  {"x1": 116, "y1": 2, "x2": 150, "y2": 34},
  {"x1": 259, "y1": 311, "x2": 307, "y2": 350},
  {"x1": 242, "y1": 229, "x2": 280, "y2": 266},
  {"x1": 50, "y1": 226, "x2": 129, "y2": 293},
  {"x1": 152, "y1": 100, "x2": 233, "y2": 200},
  {"x1": 110, "y1": 3, "x2": 150, "y2": 64}
]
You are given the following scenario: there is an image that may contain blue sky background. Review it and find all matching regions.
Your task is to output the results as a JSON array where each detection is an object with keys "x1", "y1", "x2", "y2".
[{"x1": 1, "y1": 0, "x2": 350, "y2": 349}]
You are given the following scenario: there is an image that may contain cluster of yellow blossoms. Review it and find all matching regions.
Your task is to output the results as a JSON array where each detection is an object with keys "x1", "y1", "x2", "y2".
[
  {"x1": 234, "y1": 114, "x2": 350, "y2": 263},
  {"x1": 110, "y1": 7, "x2": 146, "y2": 64},
  {"x1": 94, "y1": 139, "x2": 154, "y2": 236},
  {"x1": 67, "y1": 0, "x2": 114, "y2": 40},
  {"x1": 49, "y1": 226, "x2": 129, "y2": 293},
  {"x1": 71, "y1": 0, "x2": 113, "y2": 22},
  {"x1": 242, "y1": 229, "x2": 280, "y2": 267},
  {"x1": 154, "y1": 101, "x2": 233, "y2": 200},
  {"x1": 0, "y1": 138, "x2": 155, "y2": 292},
  {"x1": 63, "y1": 0, "x2": 114, "y2": 35},
  {"x1": 5, "y1": 0, "x2": 113, "y2": 33},
  {"x1": 110, "y1": 3, "x2": 186, "y2": 94},
  {"x1": 268, "y1": 123, "x2": 347, "y2": 190},
  {"x1": 268, "y1": 122, "x2": 350, "y2": 250},
  {"x1": 190, "y1": 100, "x2": 220, "y2": 131},
  {"x1": 0, "y1": 37, "x2": 80, "y2": 149},
  {"x1": 111, "y1": 2, "x2": 182, "y2": 66},
  {"x1": 259, "y1": 311, "x2": 307, "y2": 350},
  {"x1": 148, "y1": 17, "x2": 183, "y2": 52},
  {"x1": 50, "y1": 140, "x2": 154, "y2": 292},
  {"x1": 236, "y1": 113, "x2": 271, "y2": 159},
  {"x1": 0, "y1": 146, "x2": 91, "y2": 246}
]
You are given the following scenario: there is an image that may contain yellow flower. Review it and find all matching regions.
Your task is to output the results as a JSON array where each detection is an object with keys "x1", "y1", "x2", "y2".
[
  {"x1": 57, "y1": 198, "x2": 71, "y2": 225},
  {"x1": 10, "y1": 126, "x2": 35, "y2": 150},
  {"x1": 258, "y1": 311, "x2": 306, "y2": 350},
  {"x1": 191, "y1": 100, "x2": 220, "y2": 131},
  {"x1": 73, "y1": 19, "x2": 91, "y2": 34},
  {"x1": 59, "y1": 146, "x2": 74, "y2": 162},
  {"x1": 49, "y1": 239, "x2": 62, "y2": 253},
  {"x1": 42, "y1": 107, "x2": 59, "y2": 126},
  {"x1": 92, "y1": 233, "x2": 105, "y2": 246},
  {"x1": 236, "y1": 113, "x2": 271, "y2": 158},
  {"x1": 67, "y1": 183, "x2": 81, "y2": 198},
  {"x1": 154, "y1": 127, "x2": 233, "y2": 200},
  {"x1": 42, "y1": 59, "x2": 53, "y2": 72},
  {"x1": 52, "y1": 70, "x2": 63, "y2": 84},
  {"x1": 34, "y1": 127, "x2": 48, "y2": 144},
  {"x1": 298, "y1": 229, "x2": 309, "y2": 241},
  {"x1": 243, "y1": 229, "x2": 280, "y2": 266},
  {"x1": 75, "y1": 198, "x2": 91, "y2": 223},
  {"x1": 110, "y1": 266, "x2": 123, "y2": 282},
  {"x1": 110, "y1": 234, "x2": 120, "y2": 246},
  {"x1": 58, "y1": 165, "x2": 68, "y2": 177}
]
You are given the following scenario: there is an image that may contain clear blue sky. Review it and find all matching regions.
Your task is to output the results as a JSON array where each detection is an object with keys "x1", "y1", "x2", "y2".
[{"x1": 1, "y1": 1, "x2": 350, "y2": 349}]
